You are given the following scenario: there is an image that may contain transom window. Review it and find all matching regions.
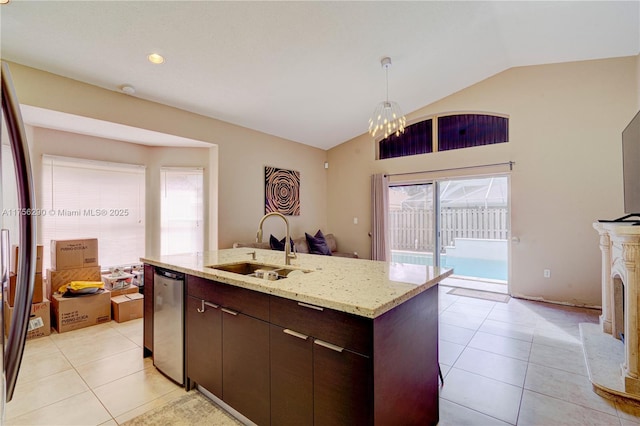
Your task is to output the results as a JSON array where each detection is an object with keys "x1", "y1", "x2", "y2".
[{"x1": 378, "y1": 113, "x2": 509, "y2": 160}]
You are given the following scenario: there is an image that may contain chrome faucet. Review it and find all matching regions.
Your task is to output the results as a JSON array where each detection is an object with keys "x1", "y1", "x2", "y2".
[{"x1": 256, "y1": 212, "x2": 296, "y2": 265}]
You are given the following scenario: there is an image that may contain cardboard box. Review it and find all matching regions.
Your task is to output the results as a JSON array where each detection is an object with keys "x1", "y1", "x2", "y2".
[
  {"x1": 7, "y1": 272, "x2": 44, "y2": 306},
  {"x1": 51, "y1": 290, "x2": 111, "y2": 333},
  {"x1": 102, "y1": 273, "x2": 134, "y2": 291},
  {"x1": 50, "y1": 239, "x2": 99, "y2": 270},
  {"x1": 108, "y1": 284, "x2": 139, "y2": 298},
  {"x1": 111, "y1": 293, "x2": 144, "y2": 323},
  {"x1": 46, "y1": 266, "x2": 102, "y2": 298},
  {"x1": 11, "y1": 244, "x2": 44, "y2": 274},
  {"x1": 4, "y1": 300, "x2": 51, "y2": 340}
]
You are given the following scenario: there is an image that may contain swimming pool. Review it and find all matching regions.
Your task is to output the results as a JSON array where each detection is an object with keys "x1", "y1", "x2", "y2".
[{"x1": 391, "y1": 251, "x2": 507, "y2": 282}]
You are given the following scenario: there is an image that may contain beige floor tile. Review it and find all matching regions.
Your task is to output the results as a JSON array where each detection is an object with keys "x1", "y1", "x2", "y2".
[
  {"x1": 439, "y1": 368, "x2": 522, "y2": 424},
  {"x1": 443, "y1": 301, "x2": 493, "y2": 317},
  {"x1": 479, "y1": 318, "x2": 535, "y2": 342},
  {"x1": 439, "y1": 322, "x2": 476, "y2": 346},
  {"x1": 56, "y1": 330, "x2": 139, "y2": 366},
  {"x1": 75, "y1": 347, "x2": 152, "y2": 388},
  {"x1": 529, "y1": 342, "x2": 588, "y2": 376},
  {"x1": 454, "y1": 347, "x2": 528, "y2": 387},
  {"x1": 5, "y1": 390, "x2": 112, "y2": 425},
  {"x1": 97, "y1": 421, "x2": 118, "y2": 426},
  {"x1": 532, "y1": 325, "x2": 583, "y2": 349},
  {"x1": 17, "y1": 346, "x2": 73, "y2": 385},
  {"x1": 49, "y1": 322, "x2": 116, "y2": 347},
  {"x1": 439, "y1": 340, "x2": 466, "y2": 365},
  {"x1": 93, "y1": 366, "x2": 183, "y2": 417},
  {"x1": 438, "y1": 398, "x2": 511, "y2": 425},
  {"x1": 439, "y1": 310, "x2": 486, "y2": 331},
  {"x1": 517, "y1": 390, "x2": 620, "y2": 426},
  {"x1": 23, "y1": 336, "x2": 60, "y2": 357},
  {"x1": 524, "y1": 363, "x2": 617, "y2": 416},
  {"x1": 468, "y1": 330, "x2": 532, "y2": 361},
  {"x1": 486, "y1": 308, "x2": 539, "y2": 327},
  {"x1": 5, "y1": 369, "x2": 89, "y2": 420},
  {"x1": 622, "y1": 419, "x2": 640, "y2": 426}
]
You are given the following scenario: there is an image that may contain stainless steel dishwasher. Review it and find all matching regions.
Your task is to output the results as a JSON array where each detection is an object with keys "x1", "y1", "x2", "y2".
[{"x1": 153, "y1": 267, "x2": 184, "y2": 385}]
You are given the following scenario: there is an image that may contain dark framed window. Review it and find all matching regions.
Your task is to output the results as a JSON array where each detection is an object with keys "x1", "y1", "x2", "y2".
[
  {"x1": 438, "y1": 114, "x2": 509, "y2": 151},
  {"x1": 377, "y1": 113, "x2": 508, "y2": 159},
  {"x1": 379, "y1": 119, "x2": 433, "y2": 160}
]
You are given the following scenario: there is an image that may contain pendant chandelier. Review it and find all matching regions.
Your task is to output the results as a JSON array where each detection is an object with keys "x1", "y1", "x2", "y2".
[{"x1": 368, "y1": 57, "x2": 406, "y2": 139}]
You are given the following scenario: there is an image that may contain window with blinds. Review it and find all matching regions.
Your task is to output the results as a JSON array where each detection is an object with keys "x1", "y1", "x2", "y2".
[
  {"x1": 160, "y1": 167, "x2": 204, "y2": 255},
  {"x1": 41, "y1": 155, "x2": 146, "y2": 270}
]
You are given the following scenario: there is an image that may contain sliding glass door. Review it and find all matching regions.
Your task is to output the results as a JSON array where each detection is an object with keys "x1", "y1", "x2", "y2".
[{"x1": 388, "y1": 175, "x2": 509, "y2": 293}]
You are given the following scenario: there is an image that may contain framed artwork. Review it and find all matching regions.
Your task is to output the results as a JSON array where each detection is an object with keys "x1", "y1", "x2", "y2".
[{"x1": 265, "y1": 166, "x2": 300, "y2": 216}]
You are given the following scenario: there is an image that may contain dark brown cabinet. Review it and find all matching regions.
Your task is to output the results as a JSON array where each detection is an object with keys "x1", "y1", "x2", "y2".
[
  {"x1": 270, "y1": 297, "x2": 373, "y2": 426},
  {"x1": 185, "y1": 274, "x2": 270, "y2": 425},
  {"x1": 313, "y1": 341, "x2": 372, "y2": 425},
  {"x1": 222, "y1": 308, "x2": 270, "y2": 425},
  {"x1": 270, "y1": 325, "x2": 314, "y2": 426},
  {"x1": 143, "y1": 264, "x2": 154, "y2": 357},
  {"x1": 185, "y1": 295, "x2": 222, "y2": 397}
]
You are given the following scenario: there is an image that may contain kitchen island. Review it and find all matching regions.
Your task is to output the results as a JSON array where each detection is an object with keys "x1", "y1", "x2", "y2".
[{"x1": 142, "y1": 248, "x2": 452, "y2": 426}]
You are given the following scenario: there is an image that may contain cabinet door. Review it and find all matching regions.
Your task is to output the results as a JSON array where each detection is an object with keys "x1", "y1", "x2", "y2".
[
  {"x1": 143, "y1": 264, "x2": 154, "y2": 357},
  {"x1": 270, "y1": 324, "x2": 313, "y2": 426},
  {"x1": 186, "y1": 295, "x2": 222, "y2": 397},
  {"x1": 313, "y1": 341, "x2": 373, "y2": 426},
  {"x1": 222, "y1": 308, "x2": 270, "y2": 426}
]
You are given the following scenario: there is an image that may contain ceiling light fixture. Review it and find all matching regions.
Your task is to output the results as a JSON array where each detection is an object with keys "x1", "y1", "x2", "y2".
[
  {"x1": 120, "y1": 84, "x2": 136, "y2": 95},
  {"x1": 147, "y1": 53, "x2": 165, "y2": 64},
  {"x1": 368, "y1": 57, "x2": 406, "y2": 139}
]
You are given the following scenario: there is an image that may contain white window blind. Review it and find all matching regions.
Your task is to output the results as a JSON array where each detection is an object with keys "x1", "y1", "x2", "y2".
[
  {"x1": 41, "y1": 155, "x2": 146, "y2": 270},
  {"x1": 161, "y1": 167, "x2": 203, "y2": 255}
]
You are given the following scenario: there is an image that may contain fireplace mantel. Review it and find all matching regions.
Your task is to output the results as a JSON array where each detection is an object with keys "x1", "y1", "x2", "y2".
[{"x1": 593, "y1": 222, "x2": 640, "y2": 395}]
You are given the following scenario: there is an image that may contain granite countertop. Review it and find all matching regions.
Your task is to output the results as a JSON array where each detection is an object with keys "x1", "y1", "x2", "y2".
[{"x1": 141, "y1": 248, "x2": 452, "y2": 319}]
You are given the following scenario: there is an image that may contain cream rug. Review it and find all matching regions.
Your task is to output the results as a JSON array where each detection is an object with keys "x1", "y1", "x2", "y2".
[
  {"x1": 122, "y1": 391, "x2": 242, "y2": 426},
  {"x1": 447, "y1": 287, "x2": 511, "y2": 303}
]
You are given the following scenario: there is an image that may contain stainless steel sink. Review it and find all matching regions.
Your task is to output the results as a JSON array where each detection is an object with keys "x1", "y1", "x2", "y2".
[{"x1": 206, "y1": 262, "x2": 311, "y2": 280}]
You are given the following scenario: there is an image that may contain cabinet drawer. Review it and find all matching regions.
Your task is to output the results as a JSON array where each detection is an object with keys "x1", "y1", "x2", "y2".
[
  {"x1": 187, "y1": 275, "x2": 221, "y2": 302},
  {"x1": 270, "y1": 296, "x2": 372, "y2": 356},
  {"x1": 187, "y1": 275, "x2": 269, "y2": 322},
  {"x1": 219, "y1": 282, "x2": 270, "y2": 322}
]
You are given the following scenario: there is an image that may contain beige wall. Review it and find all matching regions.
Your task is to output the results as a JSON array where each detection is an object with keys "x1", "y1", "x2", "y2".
[
  {"x1": 7, "y1": 62, "x2": 328, "y2": 249},
  {"x1": 327, "y1": 56, "x2": 639, "y2": 306}
]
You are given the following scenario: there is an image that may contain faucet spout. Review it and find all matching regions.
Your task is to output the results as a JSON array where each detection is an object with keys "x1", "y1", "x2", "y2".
[{"x1": 256, "y1": 212, "x2": 295, "y2": 265}]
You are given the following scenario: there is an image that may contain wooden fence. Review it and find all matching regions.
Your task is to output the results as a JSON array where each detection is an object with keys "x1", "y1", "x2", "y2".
[{"x1": 389, "y1": 207, "x2": 508, "y2": 251}]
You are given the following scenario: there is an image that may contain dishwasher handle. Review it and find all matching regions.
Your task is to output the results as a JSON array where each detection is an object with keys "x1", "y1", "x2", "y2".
[{"x1": 155, "y1": 267, "x2": 184, "y2": 281}]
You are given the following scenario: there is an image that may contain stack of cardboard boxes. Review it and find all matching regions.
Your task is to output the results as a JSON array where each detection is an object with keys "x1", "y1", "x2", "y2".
[
  {"x1": 48, "y1": 238, "x2": 112, "y2": 333},
  {"x1": 102, "y1": 271, "x2": 144, "y2": 323},
  {"x1": 3, "y1": 245, "x2": 50, "y2": 340}
]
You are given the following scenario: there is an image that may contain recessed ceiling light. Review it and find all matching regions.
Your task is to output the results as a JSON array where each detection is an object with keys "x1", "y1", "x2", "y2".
[
  {"x1": 0, "y1": 0, "x2": 11, "y2": 4},
  {"x1": 147, "y1": 53, "x2": 165, "y2": 64}
]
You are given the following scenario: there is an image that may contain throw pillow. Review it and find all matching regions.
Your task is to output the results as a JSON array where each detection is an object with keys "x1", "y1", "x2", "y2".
[
  {"x1": 305, "y1": 230, "x2": 332, "y2": 256},
  {"x1": 269, "y1": 234, "x2": 294, "y2": 252}
]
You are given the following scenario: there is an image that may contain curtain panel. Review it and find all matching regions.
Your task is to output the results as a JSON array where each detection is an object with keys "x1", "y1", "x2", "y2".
[{"x1": 371, "y1": 173, "x2": 390, "y2": 261}]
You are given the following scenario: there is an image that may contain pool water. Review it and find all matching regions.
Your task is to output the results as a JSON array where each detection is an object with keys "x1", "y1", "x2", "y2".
[{"x1": 391, "y1": 251, "x2": 507, "y2": 282}]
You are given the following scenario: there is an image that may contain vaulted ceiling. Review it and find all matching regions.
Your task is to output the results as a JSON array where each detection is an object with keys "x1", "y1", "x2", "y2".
[{"x1": 1, "y1": 1, "x2": 638, "y2": 149}]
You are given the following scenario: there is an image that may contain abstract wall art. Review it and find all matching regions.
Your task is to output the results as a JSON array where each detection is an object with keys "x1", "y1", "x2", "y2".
[{"x1": 265, "y1": 166, "x2": 300, "y2": 216}]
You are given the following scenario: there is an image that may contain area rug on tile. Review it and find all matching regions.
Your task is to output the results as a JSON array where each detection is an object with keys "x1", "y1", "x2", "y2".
[
  {"x1": 447, "y1": 287, "x2": 510, "y2": 303},
  {"x1": 121, "y1": 391, "x2": 241, "y2": 426}
]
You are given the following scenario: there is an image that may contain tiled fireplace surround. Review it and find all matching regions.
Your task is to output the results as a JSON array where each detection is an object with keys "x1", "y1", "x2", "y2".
[{"x1": 595, "y1": 222, "x2": 640, "y2": 396}]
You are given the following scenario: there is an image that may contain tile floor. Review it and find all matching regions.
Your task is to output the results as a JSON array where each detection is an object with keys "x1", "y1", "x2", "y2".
[{"x1": 5, "y1": 285, "x2": 640, "y2": 425}]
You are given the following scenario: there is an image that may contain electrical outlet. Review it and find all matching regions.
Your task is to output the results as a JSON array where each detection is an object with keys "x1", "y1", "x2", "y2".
[
  {"x1": 353, "y1": 217, "x2": 358, "y2": 225},
  {"x1": 543, "y1": 269, "x2": 551, "y2": 278}
]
